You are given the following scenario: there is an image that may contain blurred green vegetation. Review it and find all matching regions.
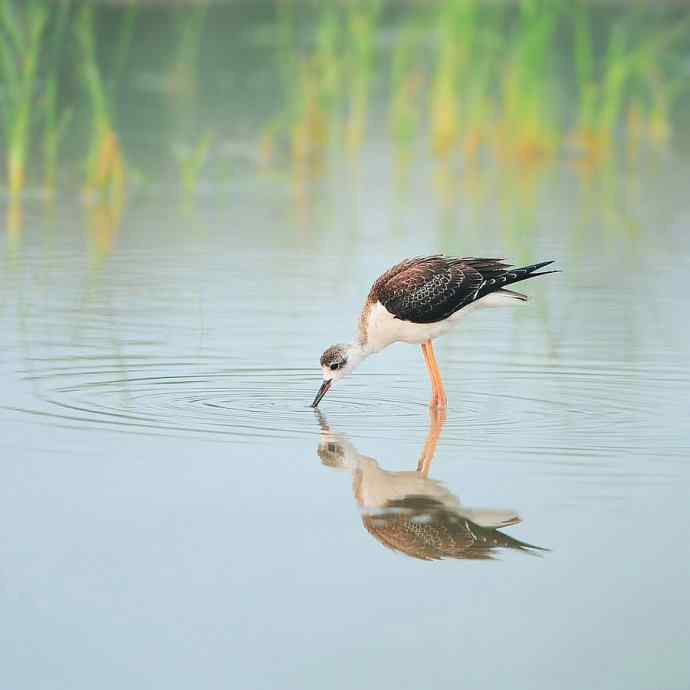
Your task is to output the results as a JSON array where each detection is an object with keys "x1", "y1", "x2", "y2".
[{"x1": 0, "y1": 0, "x2": 689, "y2": 231}]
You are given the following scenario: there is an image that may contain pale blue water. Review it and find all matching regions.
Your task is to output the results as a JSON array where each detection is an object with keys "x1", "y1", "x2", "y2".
[{"x1": 2, "y1": 148, "x2": 690, "y2": 689}]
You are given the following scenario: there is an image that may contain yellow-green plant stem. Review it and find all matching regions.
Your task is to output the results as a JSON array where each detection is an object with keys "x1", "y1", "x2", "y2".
[{"x1": 0, "y1": 0, "x2": 48, "y2": 203}]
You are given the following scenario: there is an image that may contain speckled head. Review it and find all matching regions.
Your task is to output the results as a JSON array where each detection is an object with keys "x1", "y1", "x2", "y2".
[
  {"x1": 311, "y1": 342, "x2": 367, "y2": 407},
  {"x1": 317, "y1": 435, "x2": 347, "y2": 467},
  {"x1": 320, "y1": 344, "x2": 349, "y2": 371}
]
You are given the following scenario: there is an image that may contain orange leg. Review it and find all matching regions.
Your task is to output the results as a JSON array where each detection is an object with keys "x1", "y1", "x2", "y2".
[
  {"x1": 426, "y1": 342, "x2": 447, "y2": 408},
  {"x1": 416, "y1": 406, "x2": 447, "y2": 476},
  {"x1": 421, "y1": 340, "x2": 447, "y2": 409}
]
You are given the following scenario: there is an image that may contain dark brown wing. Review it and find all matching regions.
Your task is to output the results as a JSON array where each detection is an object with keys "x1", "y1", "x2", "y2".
[
  {"x1": 369, "y1": 255, "x2": 555, "y2": 324},
  {"x1": 362, "y1": 496, "x2": 546, "y2": 561}
]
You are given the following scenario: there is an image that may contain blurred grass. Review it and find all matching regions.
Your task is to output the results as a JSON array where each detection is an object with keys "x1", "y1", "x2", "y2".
[
  {"x1": 78, "y1": 5, "x2": 127, "y2": 207},
  {"x1": 41, "y1": 0, "x2": 72, "y2": 200},
  {"x1": 497, "y1": 0, "x2": 562, "y2": 164},
  {"x1": 0, "y1": 0, "x2": 48, "y2": 230},
  {"x1": 0, "y1": 0, "x2": 689, "y2": 229},
  {"x1": 570, "y1": 2, "x2": 690, "y2": 166}
]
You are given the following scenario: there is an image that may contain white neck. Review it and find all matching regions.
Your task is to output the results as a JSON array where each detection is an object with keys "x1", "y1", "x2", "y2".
[{"x1": 345, "y1": 341, "x2": 369, "y2": 370}]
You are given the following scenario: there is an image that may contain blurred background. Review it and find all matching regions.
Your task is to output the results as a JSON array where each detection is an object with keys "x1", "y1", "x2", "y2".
[
  {"x1": 2, "y1": 3, "x2": 690, "y2": 689},
  {"x1": 1, "y1": 0, "x2": 689, "y2": 241}
]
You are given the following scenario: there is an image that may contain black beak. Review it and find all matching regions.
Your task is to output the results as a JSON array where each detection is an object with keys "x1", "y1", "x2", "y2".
[{"x1": 311, "y1": 380, "x2": 332, "y2": 408}]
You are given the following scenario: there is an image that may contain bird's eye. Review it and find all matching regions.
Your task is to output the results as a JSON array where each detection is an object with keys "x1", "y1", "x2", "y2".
[{"x1": 330, "y1": 362, "x2": 340, "y2": 371}]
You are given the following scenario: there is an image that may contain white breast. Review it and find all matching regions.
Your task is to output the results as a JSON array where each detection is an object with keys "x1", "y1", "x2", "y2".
[
  {"x1": 355, "y1": 463, "x2": 519, "y2": 527},
  {"x1": 356, "y1": 459, "x2": 459, "y2": 511}
]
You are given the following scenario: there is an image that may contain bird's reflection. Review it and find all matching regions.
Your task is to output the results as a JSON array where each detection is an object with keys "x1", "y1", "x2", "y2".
[{"x1": 316, "y1": 410, "x2": 546, "y2": 561}]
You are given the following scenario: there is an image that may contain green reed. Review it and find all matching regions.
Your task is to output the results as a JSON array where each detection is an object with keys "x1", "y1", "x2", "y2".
[
  {"x1": 254, "y1": 0, "x2": 690, "y2": 210},
  {"x1": 344, "y1": 0, "x2": 381, "y2": 154},
  {"x1": 626, "y1": 14, "x2": 690, "y2": 150},
  {"x1": 0, "y1": 0, "x2": 688, "y2": 214},
  {"x1": 390, "y1": 22, "x2": 425, "y2": 162},
  {"x1": 168, "y1": 6, "x2": 212, "y2": 205},
  {"x1": 291, "y1": 11, "x2": 334, "y2": 172},
  {"x1": 171, "y1": 5, "x2": 208, "y2": 99},
  {"x1": 264, "y1": 0, "x2": 383, "y2": 177},
  {"x1": 571, "y1": 4, "x2": 690, "y2": 165},
  {"x1": 280, "y1": 3, "x2": 344, "y2": 177},
  {"x1": 430, "y1": 0, "x2": 464, "y2": 159},
  {"x1": 41, "y1": 0, "x2": 72, "y2": 199},
  {"x1": 497, "y1": 0, "x2": 562, "y2": 164},
  {"x1": 572, "y1": 5, "x2": 632, "y2": 163},
  {"x1": 177, "y1": 132, "x2": 213, "y2": 211},
  {"x1": 0, "y1": 0, "x2": 48, "y2": 208},
  {"x1": 78, "y1": 5, "x2": 128, "y2": 206}
]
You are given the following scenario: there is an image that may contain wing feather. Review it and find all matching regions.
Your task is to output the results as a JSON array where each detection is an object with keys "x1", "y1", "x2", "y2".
[{"x1": 369, "y1": 255, "x2": 555, "y2": 324}]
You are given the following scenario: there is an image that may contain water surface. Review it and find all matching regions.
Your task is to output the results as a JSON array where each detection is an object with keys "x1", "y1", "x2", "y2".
[
  {"x1": 2, "y1": 6, "x2": 690, "y2": 688},
  {"x1": 3, "y1": 159, "x2": 690, "y2": 689}
]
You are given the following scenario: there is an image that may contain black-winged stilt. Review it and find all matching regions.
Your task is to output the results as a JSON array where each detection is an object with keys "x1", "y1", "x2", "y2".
[{"x1": 311, "y1": 255, "x2": 556, "y2": 408}]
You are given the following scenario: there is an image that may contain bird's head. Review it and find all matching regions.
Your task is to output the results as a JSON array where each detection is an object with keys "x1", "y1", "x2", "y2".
[
  {"x1": 314, "y1": 413, "x2": 367, "y2": 471},
  {"x1": 311, "y1": 342, "x2": 364, "y2": 407}
]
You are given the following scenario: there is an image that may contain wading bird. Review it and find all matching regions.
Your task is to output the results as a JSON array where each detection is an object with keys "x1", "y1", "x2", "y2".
[{"x1": 312, "y1": 255, "x2": 556, "y2": 408}]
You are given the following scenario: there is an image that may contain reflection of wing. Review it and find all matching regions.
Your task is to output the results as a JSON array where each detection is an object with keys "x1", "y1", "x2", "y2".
[
  {"x1": 459, "y1": 509, "x2": 520, "y2": 529},
  {"x1": 362, "y1": 496, "x2": 546, "y2": 561}
]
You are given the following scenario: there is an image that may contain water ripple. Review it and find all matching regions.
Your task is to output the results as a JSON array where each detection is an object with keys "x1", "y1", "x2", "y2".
[{"x1": 3, "y1": 355, "x2": 686, "y2": 459}]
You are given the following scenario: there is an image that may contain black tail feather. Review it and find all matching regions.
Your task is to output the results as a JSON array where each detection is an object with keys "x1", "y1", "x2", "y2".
[
  {"x1": 477, "y1": 260, "x2": 558, "y2": 299},
  {"x1": 518, "y1": 259, "x2": 556, "y2": 273}
]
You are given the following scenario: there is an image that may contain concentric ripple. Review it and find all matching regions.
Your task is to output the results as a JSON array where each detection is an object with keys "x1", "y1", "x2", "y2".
[{"x1": 4, "y1": 353, "x2": 687, "y2": 459}]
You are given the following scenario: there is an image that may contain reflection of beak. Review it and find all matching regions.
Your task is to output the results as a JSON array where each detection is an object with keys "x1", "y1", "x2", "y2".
[
  {"x1": 313, "y1": 408, "x2": 330, "y2": 432},
  {"x1": 311, "y1": 380, "x2": 332, "y2": 408}
]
